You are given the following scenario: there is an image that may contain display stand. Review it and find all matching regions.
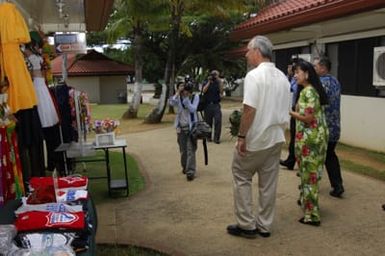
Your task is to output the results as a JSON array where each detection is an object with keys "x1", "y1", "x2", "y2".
[
  {"x1": 93, "y1": 139, "x2": 129, "y2": 197},
  {"x1": 55, "y1": 139, "x2": 129, "y2": 197}
]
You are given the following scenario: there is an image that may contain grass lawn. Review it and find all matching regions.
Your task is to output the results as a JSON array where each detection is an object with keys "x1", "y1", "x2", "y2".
[{"x1": 73, "y1": 151, "x2": 144, "y2": 204}]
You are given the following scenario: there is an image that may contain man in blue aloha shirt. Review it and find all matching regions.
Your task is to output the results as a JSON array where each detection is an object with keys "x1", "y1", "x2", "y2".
[{"x1": 314, "y1": 56, "x2": 344, "y2": 198}]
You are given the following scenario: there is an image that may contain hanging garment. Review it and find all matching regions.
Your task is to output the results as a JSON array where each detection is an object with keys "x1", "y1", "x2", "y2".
[
  {"x1": 0, "y1": 2, "x2": 37, "y2": 113},
  {"x1": 51, "y1": 84, "x2": 76, "y2": 143},
  {"x1": 0, "y1": 126, "x2": 15, "y2": 203},
  {"x1": 8, "y1": 122, "x2": 25, "y2": 198},
  {"x1": 14, "y1": 107, "x2": 45, "y2": 181},
  {"x1": 32, "y1": 76, "x2": 59, "y2": 127}
]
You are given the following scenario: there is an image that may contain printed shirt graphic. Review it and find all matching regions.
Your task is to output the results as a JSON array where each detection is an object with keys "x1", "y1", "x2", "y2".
[
  {"x1": 15, "y1": 211, "x2": 85, "y2": 231},
  {"x1": 320, "y1": 75, "x2": 341, "y2": 142}
]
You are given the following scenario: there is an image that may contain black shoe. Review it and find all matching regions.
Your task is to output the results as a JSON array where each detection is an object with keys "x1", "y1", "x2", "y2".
[
  {"x1": 227, "y1": 224, "x2": 258, "y2": 239},
  {"x1": 329, "y1": 186, "x2": 344, "y2": 198},
  {"x1": 214, "y1": 140, "x2": 220, "y2": 144},
  {"x1": 382, "y1": 204, "x2": 385, "y2": 211},
  {"x1": 182, "y1": 169, "x2": 186, "y2": 174},
  {"x1": 279, "y1": 160, "x2": 294, "y2": 170},
  {"x1": 186, "y1": 173, "x2": 195, "y2": 181},
  {"x1": 298, "y1": 217, "x2": 320, "y2": 227},
  {"x1": 256, "y1": 228, "x2": 271, "y2": 238}
]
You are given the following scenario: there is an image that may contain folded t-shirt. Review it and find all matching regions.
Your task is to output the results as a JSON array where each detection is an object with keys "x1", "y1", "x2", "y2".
[{"x1": 15, "y1": 211, "x2": 85, "y2": 232}]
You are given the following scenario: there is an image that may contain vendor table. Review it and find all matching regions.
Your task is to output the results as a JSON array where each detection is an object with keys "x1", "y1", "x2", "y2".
[
  {"x1": 0, "y1": 198, "x2": 97, "y2": 255},
  {"x1": 55, "y1": 139, "x2": 129, "y2": 197}
]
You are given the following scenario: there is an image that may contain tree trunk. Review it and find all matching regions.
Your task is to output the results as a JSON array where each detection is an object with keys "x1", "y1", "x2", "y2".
[
  {"x1": 144, "y1": 2, "x2": 183, "y2": 123},
  {"x1": 167, "y1": 63, "x2": 176, "y2": 114},
  {"x1": 122, "y1": 24, "x2": 143, "y2": 119}
]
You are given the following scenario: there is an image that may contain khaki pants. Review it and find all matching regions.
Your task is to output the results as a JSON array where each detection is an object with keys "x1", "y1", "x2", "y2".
[{"x1": 231, "y1": 142, "x2": 283, "y2": 232}]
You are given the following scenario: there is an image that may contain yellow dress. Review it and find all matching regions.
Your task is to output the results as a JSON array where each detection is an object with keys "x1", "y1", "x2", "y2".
[{"x1": 0, "y1": 2, "x2": 37, "y2": 113}]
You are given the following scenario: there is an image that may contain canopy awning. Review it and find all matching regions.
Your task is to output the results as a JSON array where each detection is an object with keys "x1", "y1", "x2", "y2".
[{"x1": 9, "y1": 0, "x2": 114, "y2": 33}]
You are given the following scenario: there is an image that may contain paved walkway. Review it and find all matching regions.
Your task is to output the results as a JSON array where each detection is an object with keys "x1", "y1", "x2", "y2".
[{"x1": 96, "y1": 109, "x2": 385, "y2": 256}]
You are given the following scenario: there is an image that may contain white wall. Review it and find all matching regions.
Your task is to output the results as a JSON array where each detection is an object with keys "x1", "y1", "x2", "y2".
[
  {"x1": 340, "y1": 95, "x2": 385, "y2": 152},
  {"x1": 66, "y1": 77, "x2": 100, "y2": 103},
  {"x1": 100, "y1": 76, "x2": 127, "y2": 104}
]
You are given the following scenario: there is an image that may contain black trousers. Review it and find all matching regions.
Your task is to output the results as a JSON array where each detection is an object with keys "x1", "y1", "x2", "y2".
[
  {"x1": 325, "y1": 141, "x2": 343, "y2": 189},
  {"x1": 284, "y1": 117, "x2": 296, "y2": 165},
  {"x1": 15, "y1": 107, "x2": 45, "y2": 183},
  {"x1": 204, "y1": 103, "x2": 222, "y2": 142}
]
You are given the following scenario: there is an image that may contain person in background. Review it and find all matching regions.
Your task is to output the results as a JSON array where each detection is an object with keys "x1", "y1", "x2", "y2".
[
  {"x1": 313, "y1": 56, "x2": 344, "y2": 198},
  {"x1": 280, "y1": 58, "x2": 302, "y2": 170},
  {"x1": 227, "y1": 35, "x2": 290, "y2": 239},
  {"x1": 290, "y1": 60, "x2": 329, "y2": 226},
  {"x1": 202, "y1": 70, "x2": 223, "y2": 144},
  {"x1": 169, "y1": 82, "x2": 199, "y2": 181}
]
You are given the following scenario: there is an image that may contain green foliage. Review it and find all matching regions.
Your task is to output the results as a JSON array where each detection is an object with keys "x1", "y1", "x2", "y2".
[
  {"x1": 176, "y1": 15, "x2": 247, "y2": 82},
  {"x1": 141, "y1": 32, "x2": 168, "y2": 83},
  {"x1": 103, "y1": 47, "x2": 133, "y2": 65},
  {"x1": 228, "y1": 109, "x2": 242, "y2": 137},
  {"x1": 86, "y1": 31, "x2": 108, "y2": 46}
]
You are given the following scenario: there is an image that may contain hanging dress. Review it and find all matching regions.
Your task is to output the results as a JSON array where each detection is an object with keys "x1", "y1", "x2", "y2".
[
  {"x1": 28, "y1": 54, "x2": 59, "y2": 127},
  {"x1": 295, "y1": 86, "x2": 329, "y2": 223},
  {"x1": 0, "y1": 2, "x2": 37, "y2": 113}
]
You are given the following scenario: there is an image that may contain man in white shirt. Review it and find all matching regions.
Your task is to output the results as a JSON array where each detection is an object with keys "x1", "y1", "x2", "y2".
[{"x1": 227, "y1": 35, "x2": 291, "y2": 239}]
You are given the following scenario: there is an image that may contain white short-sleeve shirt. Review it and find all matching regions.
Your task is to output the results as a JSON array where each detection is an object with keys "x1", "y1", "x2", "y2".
[{"x1": 243, "y1": 62, "x2": 291, "y2": 151}]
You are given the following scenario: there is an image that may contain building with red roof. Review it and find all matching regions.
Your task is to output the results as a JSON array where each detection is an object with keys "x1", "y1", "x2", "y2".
[
  {"x1": 52, "y1": 50, "x2": 134, "y2": 104},
  {"x1": 229, "y1": 0, "x2": 385, "y2": 152}
]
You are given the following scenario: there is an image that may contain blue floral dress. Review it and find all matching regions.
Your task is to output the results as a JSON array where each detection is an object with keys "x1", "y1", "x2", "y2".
[{"x1": 295, "y1": 86, "x2": 329, "y2": 222}]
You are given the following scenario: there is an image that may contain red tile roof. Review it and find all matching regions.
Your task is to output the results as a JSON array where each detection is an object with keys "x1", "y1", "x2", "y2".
[
  {"x1": 230, "y1": 0, "x2": 385, "y2": 41},
  {"x1": 51, "y1": 50, "x2": 134, "y2": 77}
]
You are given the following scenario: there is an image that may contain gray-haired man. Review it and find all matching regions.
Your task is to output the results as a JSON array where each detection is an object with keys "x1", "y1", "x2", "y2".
[{"x1": 227, "y1": 35, "x2": 291, "y2": 239}]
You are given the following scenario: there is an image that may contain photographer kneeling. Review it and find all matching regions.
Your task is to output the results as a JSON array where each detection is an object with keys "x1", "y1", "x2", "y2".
[{"x1": 169, "y1": 82, "x2": 200, "y2": 181}]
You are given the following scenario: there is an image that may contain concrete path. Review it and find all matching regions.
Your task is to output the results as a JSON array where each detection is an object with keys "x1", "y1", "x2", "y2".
[{"x1": 96, "y1": 109, "x2": 385, "y2": 256}]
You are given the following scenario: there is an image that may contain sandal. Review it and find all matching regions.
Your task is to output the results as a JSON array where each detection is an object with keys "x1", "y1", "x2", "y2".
[{"x1": 298, "y1": 217, "x2": 320, "y2": 227}]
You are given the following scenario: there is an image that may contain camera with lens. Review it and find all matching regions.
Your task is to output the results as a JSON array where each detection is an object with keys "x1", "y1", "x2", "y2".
[{"x1": 183, "y1": 83, "x2": 193, "y2": 93}]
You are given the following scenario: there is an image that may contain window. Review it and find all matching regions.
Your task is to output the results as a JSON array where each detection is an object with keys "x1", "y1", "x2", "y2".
[{"x1": 335, "y1": 37, "x2": 384, "y2": 97}]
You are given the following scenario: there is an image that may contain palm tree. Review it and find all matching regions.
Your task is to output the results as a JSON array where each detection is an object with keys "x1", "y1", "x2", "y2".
[
  {"x1": 107, "y1": 0, "x2": 164, "y2": 119},
  {"x1": 144, "y1": 0, "x2": 258, "y2": 123}
]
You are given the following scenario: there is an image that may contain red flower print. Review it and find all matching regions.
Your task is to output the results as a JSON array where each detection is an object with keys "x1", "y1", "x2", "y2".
[
  {"x1": 305, "y1": 107, "x2": 314, "y2": 115},
  {"x1": 305, "y1": 201, "x2": 314, "y2": 211},
  {"x1": 302, "y1": 146, "x2": 310, "y2": 156},
  {"x1": 296, "y1": 132, "x2": 303, "y2": 140},
  {"x1": 310, "y1": 119, "x2": 318, "y2": 128},
  {"x1": 310, "y1": 173, "x2": 317, "y2": 184}
]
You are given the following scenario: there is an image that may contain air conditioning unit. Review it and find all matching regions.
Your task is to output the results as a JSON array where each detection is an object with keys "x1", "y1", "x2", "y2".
[{"x1": 373, "y1": 46, "x2": 385, "y2": 86}]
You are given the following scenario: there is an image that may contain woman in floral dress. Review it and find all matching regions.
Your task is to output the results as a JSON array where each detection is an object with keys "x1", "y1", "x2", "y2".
[{"x1": 290, "y1": 60, "x2": 329, "y2": 226}]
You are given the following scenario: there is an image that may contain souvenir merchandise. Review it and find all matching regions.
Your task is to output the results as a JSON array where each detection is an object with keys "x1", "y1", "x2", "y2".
[
  {"x1": 15, "y1": 211, "x2": 85, "y2": 232},
  {"x1": 29, "y1": 176, "x2": 88, "y2": 191},
  {"x1": 15, "y1": 198, "x2": 83, "y2": 215}
]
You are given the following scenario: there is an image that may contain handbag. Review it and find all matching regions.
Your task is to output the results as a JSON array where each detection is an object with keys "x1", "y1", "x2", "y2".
[
  {"x1": 191, "y1": 120, "x2": 211, "y2": 140},
  {"x1": 189, "y1": 106, "x2": 210, "y2": 165}
]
